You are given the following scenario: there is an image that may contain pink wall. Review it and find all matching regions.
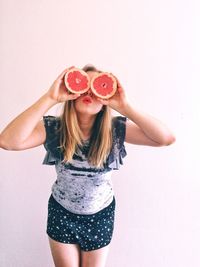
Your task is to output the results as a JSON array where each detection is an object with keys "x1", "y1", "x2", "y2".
[{"x1": 1, "y1": 0, "x2": 199, "y2": 266}]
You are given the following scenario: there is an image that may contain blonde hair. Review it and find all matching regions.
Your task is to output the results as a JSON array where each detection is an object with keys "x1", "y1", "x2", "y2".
[{"x1": 58, "y1": 64, "x2": 113, "y2": 168}]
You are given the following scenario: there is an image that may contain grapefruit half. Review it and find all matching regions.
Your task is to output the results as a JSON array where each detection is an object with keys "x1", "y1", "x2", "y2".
[
  {"x1": 64, "y1": 68, "x2": 90, "y2": 94},
  {"x1": 91, "y1": 73, "x2": 117, "y2": 99}
]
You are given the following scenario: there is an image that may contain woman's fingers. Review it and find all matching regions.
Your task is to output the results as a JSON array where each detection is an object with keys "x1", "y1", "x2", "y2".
[
  {"x1": 68, "y1": 94, "x2": 81, "y2": 100},
  {"x1": 111, "y1": 74, "x2": 125, "y2": 94},
  {"x1": 109, "y1": 72, "x2": 126, "y2": 99},
  {"x1": 110, "y1": 72, "x2": 122, "y2": 87},
  {"x1": 58, "y1": 90, "x2": 81, "y2": 103},
  {"x1": 56, "y1": 66, "x2": 75, "y2": 80}
]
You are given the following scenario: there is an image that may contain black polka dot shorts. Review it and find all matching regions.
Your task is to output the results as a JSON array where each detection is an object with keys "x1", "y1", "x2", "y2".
[{"x1": 46, "y1": 194, "x2": 116, "y2": 251}]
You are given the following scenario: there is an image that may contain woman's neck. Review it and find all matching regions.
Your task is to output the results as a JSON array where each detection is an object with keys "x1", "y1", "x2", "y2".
[{"x1": 77, "y1": 114, "x2": 96, "y2": 139}]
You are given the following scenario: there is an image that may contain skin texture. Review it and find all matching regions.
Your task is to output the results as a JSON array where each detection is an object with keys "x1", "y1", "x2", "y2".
[{"x1": 48, "y1": 236, "x2": 111, "y2": 267}]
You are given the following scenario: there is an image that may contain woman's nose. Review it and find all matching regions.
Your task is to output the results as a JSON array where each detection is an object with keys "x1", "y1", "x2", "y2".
[
  {"x1": 83, "y1": 88, "x2": 94, "y2": 97},
  {"x1": 87, "y1": 88, "x2": 93, "y2": 96}
]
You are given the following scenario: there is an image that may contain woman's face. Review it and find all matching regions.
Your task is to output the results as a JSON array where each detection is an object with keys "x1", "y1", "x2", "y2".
[{"x1": 74, "y1": 71, "x2": 104, "y2": 116}]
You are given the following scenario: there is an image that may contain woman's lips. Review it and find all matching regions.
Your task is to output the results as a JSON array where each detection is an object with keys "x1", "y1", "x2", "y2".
[{"x1": 82, "y1": 96, "x2": 92, "y2": 103}]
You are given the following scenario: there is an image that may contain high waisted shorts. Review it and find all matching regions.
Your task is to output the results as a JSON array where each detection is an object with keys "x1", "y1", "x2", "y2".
[{"x1": 46, "y1": 194, "x2": 116, "y2": 251}]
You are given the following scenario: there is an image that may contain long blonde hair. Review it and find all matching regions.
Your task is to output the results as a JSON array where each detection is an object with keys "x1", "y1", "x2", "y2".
[{"x1": 58, "y1": 64, "x2": 113, "y2": 168}]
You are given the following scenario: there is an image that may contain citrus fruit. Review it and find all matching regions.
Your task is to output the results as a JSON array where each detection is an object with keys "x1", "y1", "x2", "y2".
[
  {"x1": 64, "y1": 68, "x2": 90, "y2": 94},
  {"x1": 91, "y1": 73, "x2": 117, "y2": 99}
]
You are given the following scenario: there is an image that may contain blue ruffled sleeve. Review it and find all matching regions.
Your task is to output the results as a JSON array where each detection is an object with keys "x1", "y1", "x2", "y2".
[
  {"x1": 42, "y1": 115, "x2": 63, "y2": 165},
  {"x1": 106, "y1": 116, "x2": 128, "y2": 170}
]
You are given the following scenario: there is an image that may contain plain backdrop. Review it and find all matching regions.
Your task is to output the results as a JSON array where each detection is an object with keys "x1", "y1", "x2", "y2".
[{"x1": 0, "y1": 0, "x2": 199, "y2": 266}]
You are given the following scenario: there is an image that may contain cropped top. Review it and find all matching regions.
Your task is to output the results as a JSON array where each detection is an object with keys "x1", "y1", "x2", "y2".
[{"x1": 42, "y1": 115, "x2": 127, "y2": 215}]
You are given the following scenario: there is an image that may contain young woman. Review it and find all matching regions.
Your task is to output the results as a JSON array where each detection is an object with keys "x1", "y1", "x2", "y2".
[{"x1": 0, "y1": 64, "x2": 176, "y2": 267}]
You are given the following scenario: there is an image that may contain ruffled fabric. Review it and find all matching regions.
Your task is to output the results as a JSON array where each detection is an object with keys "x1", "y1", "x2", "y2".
[
  {"x1": 42, "y1": 115, "x2": 128, "y2": 170},
  {"x1": 105, "y1": 116, "x2": 127, "y2": 170},
  {"x1": 42, "y1": 116, "x2": 63, "y2": 165}
]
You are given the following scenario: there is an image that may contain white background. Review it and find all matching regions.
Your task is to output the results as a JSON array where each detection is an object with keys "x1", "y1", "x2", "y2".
[{"x1": 0, "y1": 0, "x2": 199, "y2": 266}]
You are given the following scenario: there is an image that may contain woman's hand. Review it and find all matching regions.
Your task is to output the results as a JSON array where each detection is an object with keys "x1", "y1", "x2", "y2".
[
  {"x1": 46, "y1": 66, "x2": 81, "y2": 103},
  {"x1": 96, "y1": 74, "x2": 129, "y2": 113}
]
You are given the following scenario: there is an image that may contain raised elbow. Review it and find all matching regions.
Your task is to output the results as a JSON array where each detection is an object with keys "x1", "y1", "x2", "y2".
[
  {"x1": 0, "y1": 135, "x2": 14, "y2": 150},
  {"x1": 160, "y1": 135, "x2": 176, "y2": 146}
]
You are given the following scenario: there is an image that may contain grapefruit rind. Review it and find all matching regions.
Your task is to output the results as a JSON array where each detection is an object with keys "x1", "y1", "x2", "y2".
[
  {"x1": 64, "y1": 68, "x2": 90, "y2": 94},
  {"x1": 90, "y1": 72, "x2": 117, "y2": 99}
]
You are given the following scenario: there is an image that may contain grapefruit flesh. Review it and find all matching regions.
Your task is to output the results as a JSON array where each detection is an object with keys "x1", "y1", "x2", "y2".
[
  {"x1": 64, "y1": 68, "x2": 90, "y2": 94},
  {"x1": 91, "y1": 73, "x2": 117, "y2": 99}
]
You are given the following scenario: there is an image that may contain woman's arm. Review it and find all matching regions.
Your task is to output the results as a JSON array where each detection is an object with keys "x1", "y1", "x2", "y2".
[
  {"x1": 0, "y1": 93, "x2": 57, "y2": 150},
  {"x1": 0, "y1": 66, "x2": 79, "y2": 150},
  {"x1": 97, "y1": 74, "x2": 176, "y2": 147},
  {"x1": 120, "y1": 103, "x2": 176, "y2": 146}
]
